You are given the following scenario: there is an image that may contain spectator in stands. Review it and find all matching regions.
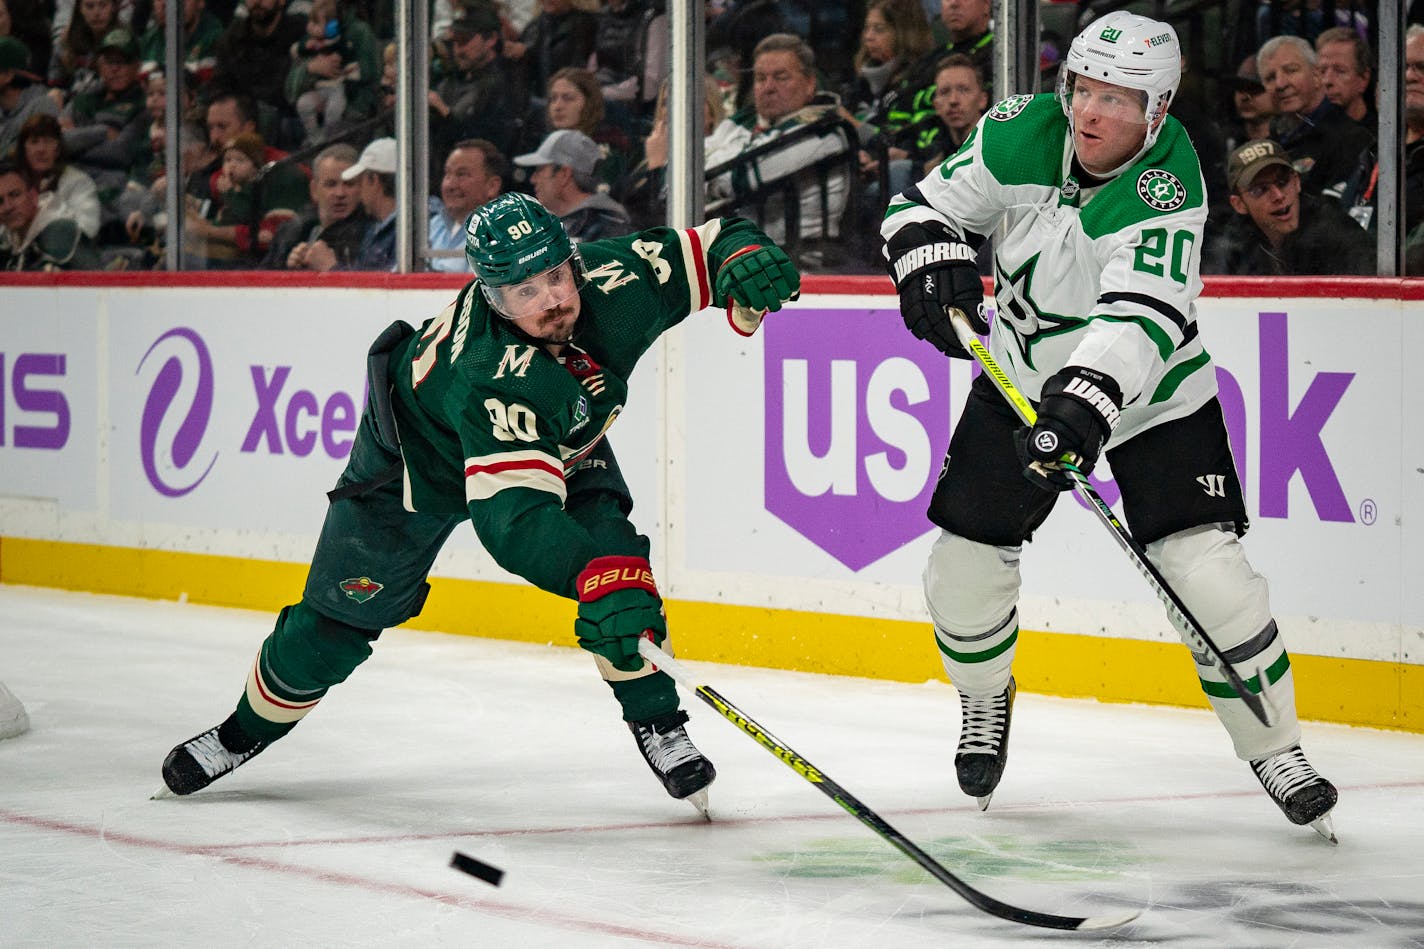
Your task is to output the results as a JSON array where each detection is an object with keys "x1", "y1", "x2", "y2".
[
  {"x1": 116, "y1": 118, "x2": 212, "y2": 260},
  {"x1": 14, "y1": 113, "x2": 99, "y2": 239},
  {"x1": 429, "y1": 7, "x2": 518, "y2": 157},
  {"x1": 184, "y1": 130, "x2": 299, "y2": 267},
  {"x1": 428, "y1": 137, "x2": 505, "y2": 272},
  {"x1": 0, "y1": 160, "x2": 100, "y2": 268},
  {"x1": 2, "y1": 0, "x2": 55, "y2": 81},
  {"x1": 282, "y1": 0, "x2": 380, "y2": 144},
  {"x1": 1315, "y1": 26, "x2": 1373, "y2": 128},
  {"x1": 1258, "y1": 34, "x2": 1373, "y2": 199},
  {"x1": 515, "y1": 128, "x2": 631, "y2": 241},
  {"x1": 49, "y1": 0, "x2": 120, "y2": 101},
  {"x1": 288, "y1": 0, "x2": 360, "y2": 145},
  {"x1": 1205, "y1": 138, "x2": 1371, "y2": 276},
  {"x1": 541, "y1": 67, "x2": 630, "y2": 189},
  {"x1": 843, "y1": 0, "x2": 935, "y2": 203},
  {"x1": 925, "y1": 0, "x2": 992, "y2": 92},
  {"x1": 211, "y1": 0, "x2": 306, "y2": 142},
  {"x1": 190, "y1": 91, "x2": 308, "y2": 213},
  {"x1": 591, "y1": 0, "x2": 666, "y2": 128},
  {"x1": 264, "y1": 141, "x2": 370, "y2": 269},
  {"x1": 713, "y1": 33, "x2": 851, "y2": 270},
  {"x1": 327, "y1": 135, "x2": 395, "y2": 270},
  {"x1": 510, "y1": 0, "x2": 597, "y2": 109},
  {"x1": 912, "y1": 52, "x2": 988, "y2": 171},
  {"x1": 1224, "y1": 54, "x2": 1274, "y2": 154},
  {"x1": 2, "y1": 35, "x2": 60, "y2": 162},
  {"x1": 618, "y1": 73, "x2": 742, "y2": 228},
  {"x1": 1403, "y1": 25, "x2": 1424, "y2": 273},
  {"x1": 1255, "y1": 0, "x2": 1367, "y2": 50},
  {"x1": 59, "y1": 27, "x2": 146, "y2": 235},
  {"x1": 138, "y1": 0, "x2": 222, "y2": 85}
]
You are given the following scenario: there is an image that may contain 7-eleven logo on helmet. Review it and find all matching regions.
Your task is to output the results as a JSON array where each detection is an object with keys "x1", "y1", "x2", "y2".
[{"x1": 339, "y1": 576, "x2": 384, "y2": 603}]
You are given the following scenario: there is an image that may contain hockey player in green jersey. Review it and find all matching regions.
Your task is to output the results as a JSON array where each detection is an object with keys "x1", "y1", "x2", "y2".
[
  {"x1": 159, "y1": 194, "x2": 800, "y2": 814},
  {"x1": 881, "y1": 11, "x2": 1338, "y2": 839}
]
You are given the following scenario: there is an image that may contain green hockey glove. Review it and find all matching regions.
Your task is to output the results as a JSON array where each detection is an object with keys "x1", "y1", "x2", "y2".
[
  {"x1": 574, "y1": 556, "x2": 667, "y2": 672},
  {"x1": 714, "y1": 244, "x2": 800, "y2": 335}
]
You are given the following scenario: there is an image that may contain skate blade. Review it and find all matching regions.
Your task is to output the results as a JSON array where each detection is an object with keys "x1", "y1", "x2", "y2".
[
  {"x1": 975, "y1": 792, "x2": 993, "y2": 812},
  {"x1": 685, "y1": 788, "x2": 711, "y2": 820},
  {"x1": 1310, "y1": 812, "x2": 1338, "y2": 844},
  {"x1": 150, "y1": 784, "x2": 175, "y2": 800}
]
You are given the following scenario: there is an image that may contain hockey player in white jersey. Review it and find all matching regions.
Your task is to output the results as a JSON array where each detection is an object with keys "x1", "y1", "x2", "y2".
[{"x1": 880, "y1": 11, "x2": 1338, "y2": 839}]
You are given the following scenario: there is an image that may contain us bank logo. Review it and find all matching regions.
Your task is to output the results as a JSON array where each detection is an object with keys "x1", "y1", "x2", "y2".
[{"x1": 764, "y1": 307, "x2": 946, "y2": 570}]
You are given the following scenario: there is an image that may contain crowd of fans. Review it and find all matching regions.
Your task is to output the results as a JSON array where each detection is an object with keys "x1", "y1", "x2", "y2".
[{"x1": 0, "y1": 0, "x2": 1415, "y2": 276}]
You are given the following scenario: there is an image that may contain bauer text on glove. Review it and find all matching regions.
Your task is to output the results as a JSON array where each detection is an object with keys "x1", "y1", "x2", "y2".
[
  {"x1": 884, "y1": 221, "x2": 986, "y2": 357},
  {"x1": 1017, "y1": 366, "x2": 1122, "y2": 492},
  {"x1": 574, "y1": 556, "x2": 667, "y2": 673}
]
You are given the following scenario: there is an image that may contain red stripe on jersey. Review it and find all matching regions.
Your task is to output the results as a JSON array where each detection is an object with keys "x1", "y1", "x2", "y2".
[
  {"x1": 465, "y1": 457, "x2": 565, "y2": 480},
  {"x1": 251, "y1": 662, "x2": 321, "y2": 711},
  {"x1": 683, "y1": 227, "x2": 710, "y2": 310}
]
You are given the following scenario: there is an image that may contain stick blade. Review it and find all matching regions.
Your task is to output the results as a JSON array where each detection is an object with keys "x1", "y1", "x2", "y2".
[{"x1": 1074, "y1": 908, "x2": 1142, "y2": 931}]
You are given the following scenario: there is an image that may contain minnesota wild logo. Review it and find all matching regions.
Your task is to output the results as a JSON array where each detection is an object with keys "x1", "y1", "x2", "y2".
[
  {"x1": 1136, "y1": 168, "x2": 1186, "y2": 211},
  {"x1": 987, "y1": 94, "x2": 1033, "y2": 122},
  {"x1": 339, "y1": 576, "x2": 383, "y2": 603}
]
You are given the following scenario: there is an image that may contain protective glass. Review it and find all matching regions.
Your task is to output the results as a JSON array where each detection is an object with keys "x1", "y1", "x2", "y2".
[{"x1": 483, "y1": 259, "x2": 586, "y2": 320}]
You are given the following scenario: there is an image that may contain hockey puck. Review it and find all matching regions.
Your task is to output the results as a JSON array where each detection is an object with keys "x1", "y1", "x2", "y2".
[{"x1": 450, "y1": 851, "x2": 504, "y2": 886}]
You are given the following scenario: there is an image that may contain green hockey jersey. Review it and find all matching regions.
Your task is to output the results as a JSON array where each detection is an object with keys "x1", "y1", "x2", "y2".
[
  {"x1": 883, "y1": 93, "x2": 1217, "y2": 446},
  {"x1": 388, "y1": 216, "x2": 772, "y2": 598}
]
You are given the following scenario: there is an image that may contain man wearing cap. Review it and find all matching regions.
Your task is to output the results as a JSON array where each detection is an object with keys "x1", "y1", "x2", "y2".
[
  {"x1": 0, "y1": 161, "x2": 101, "y2": 270},
  {"x1": 58, "y1": 28, "x2": 148, "y2": 227},
  {"x1": 1, "y1": 36, "x2": 61, "y2": 163},
  {"x1": 1257, "y1": 34, "x2": 1373, "y2": 199},
  {"x1": 302, "y1": 136, "x2": 396, "y2": 271},
  {"x1": 1205, "y1": 138, "x2": 1371, "y2": 276},
  {"x1": 514, "y1": 127, "x2": 631, "y2": 242},
  {"x1": 430, "y1": 6, "x2": 518, "y2": 156},
  {"x1": 1224, "y1": 54, "x2": 1274, "y2": 156}
]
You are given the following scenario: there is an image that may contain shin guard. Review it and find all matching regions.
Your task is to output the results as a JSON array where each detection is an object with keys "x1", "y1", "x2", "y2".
[{"x1": 923, "y1": 530, "x2": 1023, "y2": 697}]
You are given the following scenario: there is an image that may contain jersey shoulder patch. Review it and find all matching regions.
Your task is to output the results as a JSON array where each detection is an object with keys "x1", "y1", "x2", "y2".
[{"x1": 978, "y1": 93, "x2": 1065, "y2": 188}]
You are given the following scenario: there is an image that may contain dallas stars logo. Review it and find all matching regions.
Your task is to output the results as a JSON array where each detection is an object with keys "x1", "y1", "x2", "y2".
[
  {"x1": 993, "y1": 254, "x2": 1082, "y2": 369},
  {"x1": 988, "y1": 94, "x2": 1033, "y2": 121},
  {"x1": 1137, "y1": 169, "x2": 1186, "y2": 211},
  {"x1": 339, "y1": 576, "x2": 383, "y2": 603}
]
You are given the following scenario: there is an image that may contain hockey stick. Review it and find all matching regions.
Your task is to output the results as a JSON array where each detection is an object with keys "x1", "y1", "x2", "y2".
[
  {"x1": 946, "y1": 308, "x2": 1276, "y2": 728},
  {"x1": 637, "y1": 638, "x2": 1140, "y2": 932}
]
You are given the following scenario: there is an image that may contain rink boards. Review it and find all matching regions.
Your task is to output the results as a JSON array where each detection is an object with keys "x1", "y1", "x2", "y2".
[{"x1": 0, "y1": 273, "x2": 1419, "y2": 731}]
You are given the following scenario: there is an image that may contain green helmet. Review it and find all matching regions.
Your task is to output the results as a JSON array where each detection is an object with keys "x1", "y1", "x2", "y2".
[{"x1": 464, "y1": 193, "x2": 576, "y2": 287}]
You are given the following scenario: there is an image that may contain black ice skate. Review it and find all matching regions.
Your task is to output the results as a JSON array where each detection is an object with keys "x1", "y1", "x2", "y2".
[
  {"x1": 155, "y1": 717, "x2": 268, "y2": 798},
  {"x1": 956, "y1": 677, "x2": 1016, "y2": 811},
  {"x1": 1250, "y1": 744, "x2": 1338, "y2": 842},
  {"x1": 629, "y1": 710, "x2": 716, "y2": 818}
]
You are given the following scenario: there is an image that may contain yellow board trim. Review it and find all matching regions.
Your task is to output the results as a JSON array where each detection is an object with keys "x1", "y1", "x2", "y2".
[{"x1": 3, "y1": 537, "x2": 1418, "y2": 733}]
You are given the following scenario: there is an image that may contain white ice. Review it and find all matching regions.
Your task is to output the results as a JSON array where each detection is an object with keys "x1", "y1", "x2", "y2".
[{"x1": 2, "y1": 584, "x2": 1423, "y2": 948}]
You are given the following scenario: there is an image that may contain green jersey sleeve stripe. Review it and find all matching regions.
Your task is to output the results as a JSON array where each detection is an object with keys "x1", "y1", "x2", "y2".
[
  {"x1": 1090, "y1": 313, "x2": 1175, "y2": 362},
  {"x1": 1149, "y1": 348, "x2": 1211, "y2": 405}
]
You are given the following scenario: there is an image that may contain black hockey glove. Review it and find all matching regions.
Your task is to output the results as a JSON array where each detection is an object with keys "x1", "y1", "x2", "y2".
[
  {"x1": 574, "y1": 556, "x2": 666, "y2": 673},
  {"x1": 884, "y1": 221, "x2": 986, "y2": 358},
  {"x1": 1016, "y1": 366, "x2": 1123, "y2": 492}
]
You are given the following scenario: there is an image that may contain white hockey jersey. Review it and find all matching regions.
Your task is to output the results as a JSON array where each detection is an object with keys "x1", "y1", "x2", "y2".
[{"x1": 882, "y1": 93, "x2": 1217, "y2": 447}]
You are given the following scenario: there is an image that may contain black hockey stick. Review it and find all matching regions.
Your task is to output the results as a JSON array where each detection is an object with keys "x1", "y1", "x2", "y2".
[
  {"x1": 637, "y1": 638, "x2": 1140, "y2": 932},
  {"x1": 947, "y1": 308, "x2": 1276, "y2": 728}
]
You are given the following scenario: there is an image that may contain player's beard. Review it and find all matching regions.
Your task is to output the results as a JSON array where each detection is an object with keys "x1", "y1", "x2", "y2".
[{"x1": 537, "y1": 305, "x2": 577, "y2": 344}]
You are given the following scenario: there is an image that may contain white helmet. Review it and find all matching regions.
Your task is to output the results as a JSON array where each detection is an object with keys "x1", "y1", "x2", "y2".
[{"x1": 1057, "y1": 11, "x2": 1181, "y2": 175}]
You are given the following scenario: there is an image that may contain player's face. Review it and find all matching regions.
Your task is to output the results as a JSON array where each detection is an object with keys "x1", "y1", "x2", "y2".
[
  {"x1": 752, "y1": 50, "x2": 815, "y2": 125},
  {"x1": 934, "y1": 64, "x2": 988, "y2": 134},
  {"x1": 1234, "y1": 167, "x2": 1300, "y2": 242},
  {"x1": 1069, "y1": 74, "x2": 1148, "y2": 176},
  {"x1": 1260, "y1": 45, "x2": 1321, "y2": 115},
  {"x1": 494, "y1": 260, "x2": 584, "y2": 342},
  {"x1": 1316, "y1": 42, "x2": 1367, "y2": 112}
]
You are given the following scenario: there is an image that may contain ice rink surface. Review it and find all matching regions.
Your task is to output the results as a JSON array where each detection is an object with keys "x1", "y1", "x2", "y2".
[{"x1": 3, "y1": 584, "x2": 1423, "y2": 949}]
